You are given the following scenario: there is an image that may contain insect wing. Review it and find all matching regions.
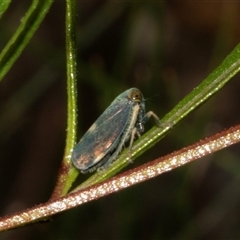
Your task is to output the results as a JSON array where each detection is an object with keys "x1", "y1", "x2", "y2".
[{"x1": 72, "y1": 100, "x2": 132, "y2": 171}]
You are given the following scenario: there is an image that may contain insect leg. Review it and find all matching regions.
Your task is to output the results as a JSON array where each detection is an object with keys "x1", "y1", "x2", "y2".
[
  {"x1": 127, "y1": 127, "x2": 140, "y2": 163},
  {"x1": 143, "y1": 111, "x2": 161, "y2": 126},
  {"x1": 144, "y1": 111, "x2": 173, "y2": 129}
]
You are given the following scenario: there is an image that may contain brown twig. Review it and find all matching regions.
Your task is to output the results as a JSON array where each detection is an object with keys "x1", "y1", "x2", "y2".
[{"x1": 1, "y1": 124, "x2": 240, "y2": 232}]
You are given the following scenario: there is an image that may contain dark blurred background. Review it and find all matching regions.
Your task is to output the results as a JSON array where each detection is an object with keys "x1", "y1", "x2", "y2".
[{"x1": 1, "y1": 1, "x2": 240, "y2": 239}]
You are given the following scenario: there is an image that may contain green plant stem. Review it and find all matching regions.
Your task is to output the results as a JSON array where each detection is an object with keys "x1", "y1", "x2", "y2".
[{"x1": 50, "y1": 0, "x2": 78, "y2": 199}]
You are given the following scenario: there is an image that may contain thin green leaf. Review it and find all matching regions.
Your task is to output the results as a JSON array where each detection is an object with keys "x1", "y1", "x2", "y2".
[
  {"x1": 0, "y1": 0, "x2": 11, "y2": 19},
  {"x1": 0, "y1": 0, "x2": 54, "y2": 81}
]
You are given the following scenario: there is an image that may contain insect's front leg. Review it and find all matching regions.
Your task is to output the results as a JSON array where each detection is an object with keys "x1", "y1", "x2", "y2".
[
  {"x1": 144, "y1": 111, "x2": 173, "y2": 129},
  {"x1": 143, "y1": 111, "x2": 161, "y2": 127}
]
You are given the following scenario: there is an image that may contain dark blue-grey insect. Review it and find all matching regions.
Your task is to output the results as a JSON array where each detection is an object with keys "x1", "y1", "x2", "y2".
[{"x1": 71, "y1": 88, "x2": 161, "y2": 173}]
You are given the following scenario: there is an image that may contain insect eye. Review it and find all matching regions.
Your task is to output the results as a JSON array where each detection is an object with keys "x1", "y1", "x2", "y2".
[{"x1": 130, "y1": 89, "x2": 142, "y2": 102}]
